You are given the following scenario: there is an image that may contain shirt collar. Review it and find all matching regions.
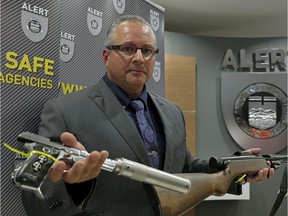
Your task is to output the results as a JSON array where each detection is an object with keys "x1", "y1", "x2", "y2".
[{"x1": 103, "y1": 73, "x2": 148, "y2": 110}]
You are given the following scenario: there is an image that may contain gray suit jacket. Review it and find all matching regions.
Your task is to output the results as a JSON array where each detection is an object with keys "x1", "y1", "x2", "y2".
[{"x1": 22, "y1": 78, "x2": 212, "y2": 216}]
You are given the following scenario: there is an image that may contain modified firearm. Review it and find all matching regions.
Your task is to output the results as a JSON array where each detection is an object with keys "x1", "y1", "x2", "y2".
[
  {"x1": 4, "y1": 132, "x2": 191, "y2": 200},
  {"x1": 155, "y1": 152, "x2": 287, "y2": 216},
  {"x1": 4, "y1": 132, "x2": 287, "y2": 216}
]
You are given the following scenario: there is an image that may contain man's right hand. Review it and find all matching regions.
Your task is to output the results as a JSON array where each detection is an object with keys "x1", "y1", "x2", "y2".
[{"x1": 48, "y1": 132, "x2": 109, "y2": 184}]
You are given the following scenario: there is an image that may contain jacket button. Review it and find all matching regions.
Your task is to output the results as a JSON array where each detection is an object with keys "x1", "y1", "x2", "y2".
[{"x1": 49, "y1": 199, "x2": 63, "y2": 210}]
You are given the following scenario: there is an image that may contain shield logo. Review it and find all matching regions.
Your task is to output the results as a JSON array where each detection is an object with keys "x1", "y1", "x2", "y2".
[
  {"x1": 153, "y1": 62, "x2": 161, "y2": 82},
  {"x1": 113, "y1": 0, "x2": 125, "y2": 14},
  {"x1": 150, "y1": 12, "x2": 160, "y2": 32},
  {"x1": 21, "y1": 10, "x2": 48, "y2": 42},
  {"x1": 87, "y1": 13, "x2": 103, "y2": 36},
  {"x1": 60, "y1": 38, "x2": 75, "y2": 62},
  {"x1": 248, "y1": 95, "x2": 277, "y2": 130},
  {"x1": 221, "y1": 72, "x2": 287, "y2": 153}
]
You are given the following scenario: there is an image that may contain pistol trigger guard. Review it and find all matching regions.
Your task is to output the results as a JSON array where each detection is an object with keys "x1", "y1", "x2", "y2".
[{"x1": 59, "y1": 157, "x2": 75, "y2": 169}]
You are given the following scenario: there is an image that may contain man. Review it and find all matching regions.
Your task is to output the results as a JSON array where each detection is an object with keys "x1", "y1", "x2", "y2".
[{"x1": 22, "y1": 15, "x2": 273, "y2": 216}]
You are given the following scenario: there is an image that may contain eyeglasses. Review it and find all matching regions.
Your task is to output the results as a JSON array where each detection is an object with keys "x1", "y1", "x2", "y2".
[{"x1": 106, "y1": 45, "x2": 159, "y2": 58}]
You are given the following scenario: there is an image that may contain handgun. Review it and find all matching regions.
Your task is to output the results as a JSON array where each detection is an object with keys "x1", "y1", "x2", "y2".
[{"x1": 10, "y1": 132, "x2": 191, "y2": 199}]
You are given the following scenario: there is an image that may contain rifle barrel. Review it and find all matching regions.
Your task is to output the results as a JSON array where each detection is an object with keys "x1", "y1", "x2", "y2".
[
  {"x1": 262, "y1": 154, "x2": 288, "y2": 162},
  {"x1": 209, "y1": 154, "x2": 287, "y2": 170}
]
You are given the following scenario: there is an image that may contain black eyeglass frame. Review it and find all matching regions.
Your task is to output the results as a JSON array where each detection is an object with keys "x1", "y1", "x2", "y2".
[{"x1": 105, "y1": 45, "x2": 159, "y2": 57}]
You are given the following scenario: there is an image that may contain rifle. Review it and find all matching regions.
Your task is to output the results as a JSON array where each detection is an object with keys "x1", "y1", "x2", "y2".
[{"x1": 154, "y1": 153, "x2": 287, "y2": 216}]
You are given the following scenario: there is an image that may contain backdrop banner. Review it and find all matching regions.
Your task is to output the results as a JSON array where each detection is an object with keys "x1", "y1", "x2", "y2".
[{"x1": 0, "y1": 0, "x2": 164, "y2": 215}]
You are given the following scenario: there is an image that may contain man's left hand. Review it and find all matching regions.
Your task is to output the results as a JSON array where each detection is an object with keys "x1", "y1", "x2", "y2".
[{"x1": 244, "y1": 148, "x2": 275, "y2": 183}]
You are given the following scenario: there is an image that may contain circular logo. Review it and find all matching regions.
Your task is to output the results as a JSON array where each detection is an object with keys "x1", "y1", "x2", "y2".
[
  {"x1": 91, "y1": 20, "x2": 98, "y2": 30},
  {"x1": 113, "y1": 0, "x2": 125, "y2": 14},
  {"x1": 153, "y1": 65, "x2": 161, "y2": 82},
  {"x1": 234, "y1": 83, "x2": 287, "y2": 139},
  {"x1": 116, "y1": 0, "x2": 123, "y2": 8},
  {"x1": 152, "y1": 61, "x2": 161, "y2": 82},
  {"x1": 151, "y1": 18, "x2": 158, "y2": 29},
  {"x1": 60, "y1": 44, "x2": 70, "y2": 55},
  {"x1": 27, "y1": 19, "x2": 42, "y2": 35}
]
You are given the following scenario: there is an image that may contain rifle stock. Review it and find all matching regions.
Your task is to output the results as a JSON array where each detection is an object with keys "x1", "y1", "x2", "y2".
[{"x1": 154, "y1": 158, "x2": 269, "y2": 216}]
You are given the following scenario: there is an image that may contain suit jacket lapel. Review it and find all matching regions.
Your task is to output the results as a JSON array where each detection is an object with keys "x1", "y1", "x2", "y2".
[
  {"x1": 88, "y1": 78, "x2": 150, "y2": 165},
  {"x1": 148, "y1": 93, "x2": 175, "y2": 172}
]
